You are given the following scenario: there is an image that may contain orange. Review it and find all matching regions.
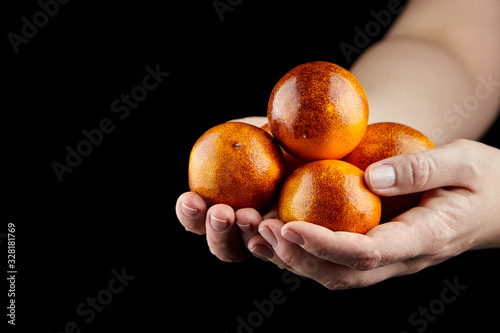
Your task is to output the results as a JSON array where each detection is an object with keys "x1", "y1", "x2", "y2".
[
  {"x1": 343, "y1": 122, "x2": 435, "y2": 221},
  {"x1": 278, "y1": 160, "x2": 381, "y2": 234},
  {"x1": 267, "y1": 61, "x2": 369, "y2": 161},
  {"x1": 189, "y1": 122, "x2": 286, "y2": 213},
  {"x1": 261, "y1": 123, "x2": 308, "y2": 177},
  {"x1": 343, "y1": 122, "x2": 435, "y2": 171}
]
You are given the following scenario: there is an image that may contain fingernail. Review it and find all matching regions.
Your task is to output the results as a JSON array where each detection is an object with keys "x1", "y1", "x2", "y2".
[
  {"x1": 237, "y1": 223, "x2": 254, "y2": 234},
  {"x1": 282, "y1": 229, "x2": 305, "y2": 246},
  {"x1": 258, "y1": 227, "x2": 278, "y2": 247},
  {"x1": 369, "y1": 164, "x2": 396, "y2": 189},
  {"x1": 181, "y1": 202, "x2": 198, "y2": 218},
  {"x1": 210, "y1": 214, "x2": 228, "y2": 232},
  {"x1": 250, "y1": 245, "x2": 274, "y2": 259}
]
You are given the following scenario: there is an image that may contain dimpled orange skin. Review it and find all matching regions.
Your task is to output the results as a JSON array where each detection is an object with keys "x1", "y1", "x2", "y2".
[
  {"x1": 261, "y1": 123, "x2": 308, "y2": 177},
  {"x1": 279, "y1": 160, "x2": 381, "y2": 234},
  {"x1": 343, "y1": 122, "x2": 435, "y2": 171},
  {"x1": 189, "y1": 122, "x2": 286, "y2": 214},
  {"x1": 268, "y1": 61, "x2": 369, "y2": 161},
  {"x1": 343, "y1": 122, "x2": 435, "y2": 221}
]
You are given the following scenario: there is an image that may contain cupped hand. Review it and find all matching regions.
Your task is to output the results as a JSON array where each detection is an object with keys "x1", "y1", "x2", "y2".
[
  {"x1": 249, "y1": 139, "x2": 500, "y2": 289},
  {"x1": 176, "y1": 192, "x2": 271, "y2": 262}
]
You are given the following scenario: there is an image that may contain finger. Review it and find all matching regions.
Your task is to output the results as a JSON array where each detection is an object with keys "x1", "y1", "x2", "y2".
[
  {"x1": 235, "y1": 208, "x2": 263, "y2": 245},
  {"x1": 258, "y1": 220, "x2": 405, "y2": 289},
  {"x1": 364, "y1": 139, "x2": 481, "y2": 196},
  {"x1": 176, "y1": 192, "x2": 208, "y2": 235},
  {"x1": 247, "y1": 234, "x2": 275, "y2": 262},
  {"x1": 280, "y1": 216, "x2": 440, "y2": 271},
  {"x1": 257, "y1": 219, "x2": 326, "y2": 274},
  {"x1": 246, "y1": 220, "x2": 296, "y2": 269},
  {"x1": 247, "y1": 232, "x2": 303, "y2": 276},
  {"x1": 205, "y1": 204, "x2": 250, "y2": 262}
]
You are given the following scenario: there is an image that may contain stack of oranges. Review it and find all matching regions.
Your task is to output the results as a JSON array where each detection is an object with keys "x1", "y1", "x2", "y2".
[{"x1": 188, "y1": 61, "x2": 434, "y2": 234}]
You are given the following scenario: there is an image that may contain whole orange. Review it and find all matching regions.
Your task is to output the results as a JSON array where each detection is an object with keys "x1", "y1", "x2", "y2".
[
  {"x1": 189, "y1": 122, "x2": 286, "y2": 213},
  {"x1": 278, "y1": 160, "x2": 381, "y2": 234},
  {"x1": 267, "y1": 61, "x2": 369, "y2": 161},
  {"x1": 343, "y1": 122, "x2": 435, "y2": 221},
  {"x1": 261, "y1": 123, "x2": 308, "y2": 177}
]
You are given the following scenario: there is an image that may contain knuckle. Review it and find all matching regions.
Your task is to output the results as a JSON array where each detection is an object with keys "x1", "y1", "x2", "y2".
[
  {"x1": 324, "y1": 275, "x2": 356, "y2": 291},
  {"x1": 407, "y1": 153, "x2": 434, "y2": 191},
  {"x1": 208, "y1": 235, "x2": 226, "y2": 248},
  {"x1": 402, "y1": 259, "x2": 428, "y2": 276},
  {"x1": 420, "y1": 195, "x2": 473, "y2": 256},
  {"x1": 279, "y1": 250, "x2": 301, "y2": 268},
  {"x1": 325, "y1": 275, "x2": 377, "y2": 290},
  {"x1": 449, "y1": 139, "x2": 485, "y2": 185},
  {"x1": 461, "y1": 160, "x2": 484, "y2": 189},
  {"x1": 326, "y1": 282, "x2": 346, "y2": 291},
  {"x1": 426, "y1": 225, "x2": 453, "y2": 255},
  {"x1": 275, "y1": 261, "x2": 290, "y2": 270},
  {"x1": 352, "y1": 249, "x2": 382, "y2": 271},
  {"x1": 314, "y1": 245, "x2": 335, "y2": 260},
  {"x1": 208, "y1": 237, "x2": 232, "y2": 256}
]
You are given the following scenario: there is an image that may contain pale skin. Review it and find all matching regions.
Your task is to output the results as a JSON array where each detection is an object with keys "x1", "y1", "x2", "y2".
[{"x1": 176, "y1": 0, "x2": 500, "y2": 289}]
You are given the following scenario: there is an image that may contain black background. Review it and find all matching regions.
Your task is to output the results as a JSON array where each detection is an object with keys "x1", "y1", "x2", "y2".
[{"x1": 5, "y1": 0, "x2": 500, "y2": 332}]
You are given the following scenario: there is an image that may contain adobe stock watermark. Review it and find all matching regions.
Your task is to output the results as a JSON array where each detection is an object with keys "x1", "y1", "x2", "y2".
[
  {"x1": 213, "y1": 0, "x2": 243, "y2": 22},
  {"x1": 7, "y1": 0, "x2": 72, "y2": 54},
  {"x1": 432, "y1": 73, "x2": 500, "y2": 144},
  {"x1": 49, "y1": 267, "x2": 136, "y2": 333},
  {"x1": 227, "y1": 257, "x2": 318, "y2": 333},
  {"x1": 339, "y1": 0, "x2": 403, "y2": 64},
  {"x1": 400, "y1": 276, "x2": 468, "y2": 333},
  {"x1": 51, "y1": 63, "x2": 169, "y2": 183}
]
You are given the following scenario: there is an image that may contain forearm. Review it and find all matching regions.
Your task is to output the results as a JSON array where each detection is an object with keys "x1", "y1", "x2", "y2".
[{"x1": 350, "y1": 0, "x2": 500, "y2": 145}]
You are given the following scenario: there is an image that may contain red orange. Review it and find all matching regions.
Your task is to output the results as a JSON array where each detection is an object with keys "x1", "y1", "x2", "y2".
[
  {"x1": 268, "y1": 61, "x2": 369, "y2": 160},
  {"x1": 278, "y1": 160, "x2": 381, "y2": 234},
  {"x1": 189, "y1": 122, "x2": 286, "y2": 213},
  {"x1": 344, "y1": 122, "x2": 435, "y2": 221}
]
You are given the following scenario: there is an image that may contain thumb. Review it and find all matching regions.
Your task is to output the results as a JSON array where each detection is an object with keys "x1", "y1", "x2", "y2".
[{"x1": 364, "y1": 139, "x2": 479, "y2": 196}]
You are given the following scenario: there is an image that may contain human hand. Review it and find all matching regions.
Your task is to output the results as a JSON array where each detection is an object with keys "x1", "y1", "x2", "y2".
[
  {"x1": 175, "y1": 192, "x2": 303, "y2": 273},
  {"x1": 250, "y1": 139, "x2": 500, "y2": 289}
]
